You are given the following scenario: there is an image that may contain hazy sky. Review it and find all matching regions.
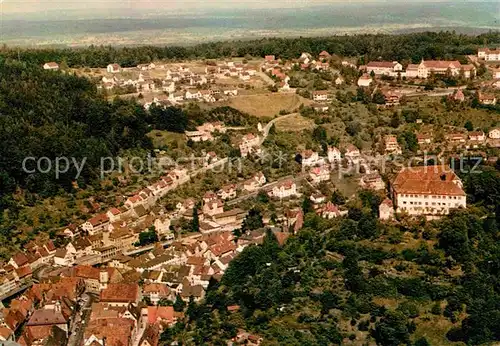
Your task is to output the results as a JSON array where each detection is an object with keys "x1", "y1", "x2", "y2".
[{"x1": 0, "y1": 0, "x2": 462, "y2": 14}]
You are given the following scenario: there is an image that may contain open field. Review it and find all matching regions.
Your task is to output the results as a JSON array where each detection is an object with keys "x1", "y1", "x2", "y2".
[
  {"x1": 274, "y1": 114, "x2": 315, "y2": 132},
  {"x1": 228, "y1": 93, "x2": 312, "y2": 118},
  {"x1": 147, "y1": 130, "x2": 187, "y2": 149}
]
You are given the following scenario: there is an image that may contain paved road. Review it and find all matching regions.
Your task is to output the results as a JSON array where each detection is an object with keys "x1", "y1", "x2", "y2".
[{"x1": 67, "y1": 293, "x2": 93, "y2": 346}]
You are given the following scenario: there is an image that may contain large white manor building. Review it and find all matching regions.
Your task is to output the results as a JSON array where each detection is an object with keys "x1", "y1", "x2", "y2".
[{"x1": 391, "y1": 165, "x2": 466, "y2": 218}]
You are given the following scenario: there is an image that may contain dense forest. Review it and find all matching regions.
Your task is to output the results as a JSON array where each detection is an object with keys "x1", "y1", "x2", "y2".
[
  {"x1": 1, "y1": 31, "x2": 500, "y2": 68},
  {"x1": 0, "y1": 60, "x2": 151, "y2": 213},
  {"x1": 161, "y1": 167, "x2": 500, "y2": 345}
]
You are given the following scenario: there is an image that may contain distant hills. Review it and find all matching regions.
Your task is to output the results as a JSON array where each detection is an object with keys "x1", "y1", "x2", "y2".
[{"x1": 1, "y1": 2, "x2": 499, "y2": 47}]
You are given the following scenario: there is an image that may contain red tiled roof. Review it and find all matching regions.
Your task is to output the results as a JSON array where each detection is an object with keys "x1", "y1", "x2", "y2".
[
  {"x1": 88, "y1": 214, "x2": 109, "y2": 227},
  {"x1": 367, "y1": 61, "x2": 397, "y2": 68},
  {"x1": 109, "y1": 208, "x2": 121, "y2": 215},
  {"x1": 147, "y1": 306, "x2": 175, "y2": 325},
  {"x1": 11, "y1": 253, "x2": 29, "y2": 267},
  {"x1": 100, "y1": 283, "x2": 139, "y2": 303},
  {"x1": 73, "y1": 265, "x2": 100, "y2": 280},
  {"x1": 393, "y1": 165, "x2": 465, "y2": 196},
  {"x1": 15, "y1": 266, "x2": 32, "y2": 279},
  {"x1": 422, "y1": 60, "x2": 461, "y2": 69}
]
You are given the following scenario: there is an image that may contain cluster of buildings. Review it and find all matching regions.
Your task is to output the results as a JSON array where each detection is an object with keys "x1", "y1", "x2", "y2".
[{"x1": 360, "y1": 59, "x2": 476, "y2": 79}]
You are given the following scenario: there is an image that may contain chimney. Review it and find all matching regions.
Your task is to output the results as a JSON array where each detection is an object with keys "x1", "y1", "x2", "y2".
[{"x1": 440, "y1": 173, "x2": 447, "y2": 181}]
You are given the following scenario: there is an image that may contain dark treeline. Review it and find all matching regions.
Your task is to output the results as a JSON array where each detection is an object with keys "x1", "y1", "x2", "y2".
[{"x1": 2, "y1": 31, "x2": 500, "y2": 67}]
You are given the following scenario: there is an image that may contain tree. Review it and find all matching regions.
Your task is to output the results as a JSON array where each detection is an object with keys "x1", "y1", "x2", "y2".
[
  {"x1": 173, "y1": 294, "x2": 186, "y2": 312},
  {"x1": 372, "y1": 310, "x2": 412, "y2": 346},
  {"x1": 302, "y1": 196, "x2": 314, "y2": 214},
  {"x1": 242, "y1": 208, "x2": 264, "y2": 231},
  {"x1": 137, "y1": 227, "x2": 159, "y2": 246},
  {"x1": 464, "y1": 120, "x2": 473, "y2": 131},
  {"x1": 398, "y1": 131, "x2": 419, "y2": 153},
  {"x1": 331, "y1": 190, "x2": 346, "y2": 205},
  {"x1": 372, "y1": 90, "x2": 386, "y2": 104},
  {"x1": 192, "y1": 206, "x2": 200, "y2": 233},
  {"x1": 150, "y1": 105, "x2": 188, "y2": 133},
  {"x1": 312, "y1": 126, "x2": 327, "y2": 143}
]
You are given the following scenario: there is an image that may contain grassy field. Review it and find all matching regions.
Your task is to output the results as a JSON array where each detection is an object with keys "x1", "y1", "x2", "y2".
[
  {"x1": 228, "y1": 93, "x2": 312, "y2": 118},
  {"x1": 274, "y1": 114, "x2": 315, "y2": 132},
  {"x1": 147, "y1": 130, "x2": 187, "y2": 149}
]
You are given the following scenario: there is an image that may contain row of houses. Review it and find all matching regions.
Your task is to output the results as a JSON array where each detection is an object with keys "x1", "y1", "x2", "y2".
[{"x1": 361, "y1": 59, "x2": 476, "y2": 79}]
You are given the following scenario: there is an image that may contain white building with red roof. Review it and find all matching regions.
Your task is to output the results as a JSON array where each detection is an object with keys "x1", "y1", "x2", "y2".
[
  {"x1": 271, "y1": 180, "x2": 297, "y2": 199},
  {"x1": 43, "y1": 62, "x2": 59, "y2": 70},
  {"x1": 106, "y1": 63, "x2": 121, "y2": 74},
  {"x1": 391, "y1": 165, "x2": 466, "y2": 217},
  {"x1": 309, "y1": 166, "x2": 330, "y2": 184}
]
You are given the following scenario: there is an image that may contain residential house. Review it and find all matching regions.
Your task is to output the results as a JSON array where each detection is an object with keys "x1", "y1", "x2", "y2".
[
  {"x1": 309, "y1": 166, "x2": 330, "y2": 184},
  {"x1": 168, "y1": 91, "x2": 185, "y2": 103},
  {"x1": 185, "y1": 89, "x2": 202, "y2": 100},
  {"x1": 379, "y1": 199, "x2": 395, "y2": 220},
  {"x1": 488, "y1": 128, "x2": 500, "y2": 139},
  {"x1": 446, "y1": 133, "x2": 467, "y2": 144},
  {"x1": 319, "y1": 50, "x2": 331, "y2": 60},
  {"x1": 271, "y1": 180, "x2": 297, "y2": 199},
  {"x1": 365, "y1": 61, "x2": 402, "y2": 75},
  {"x1": 384, "y1": 135, "x2": 402, "y2": 154},
  {"x1": 53, "y1": 249, "x2": 75, "y2": 267},
  {"x1": 185, "y1": 130, "x2": 213, "y2": 142},
  {"x1": 312, "y1": 103, "x2": 329, "y2": 112},
  {"x1": 143, "y1": 284, "x2": 171, "y2": 305},
  {"x1": 312, "y1": 90, "x2": 329, "y2": 101},
  {"x1": 319, "y1": 202, "x2": 341, "y2": 219},
  {"x1": 218, "y1": 184, "x2": 237, "y2": 200},
  {"x1": 243, "y1": 172, "x2": 266, "y2": 192},
  {"x1": 345, "y1": 145, "x2": 361, "y2": 164},
  {"x1": 162, "y1": 80, "x2": 175, "y2": 93},
  {"x1": 469, "y1": 131, "x2": 486, "y2": 142},
  {"x1": 478, "y1": 47, "x2": 500, "y2": 61},
  {"x1": 478, "y1": 92, "x2": 497, "y2": 105},
  {"x1": 357, "y1": 73, "x2": 372, "y2": 87},
  {"x1": 202, "y1": 198, "x2": 224, "y2": 217},
  {"x1": 327, "y1": 146, "x2": 341, "y2": 163},
  {"x1": 84, "y1": 318, "x2": 135, "y2": 346},
  {"x1": 360, "y1": 173, "x2": 386, "y2": 191},
  {"x1": 106, "y1": 208, "x2": 123, "y2": 223},
  {"x1": 417, "y1": 133, "x2": 433, "y2": 145},
  {"x1": 200, "y1": 90, "x2": 216, "y2": 102},
  {"x1": 301, "y1": 150, "x2": 320, "y2": 166},
  {"x1": 106, "y1": 64, "x2": 121, "y2": 74},
  {"x1": 310, "y1": 193, "x2": 326, "y2": 204},
  {"x1": 239, "y1": 133, "x2": 260, "y2": 158},
  {"x1": 43, "y1": 62, "x2": 59, "y2": 70},
  {"x1": 391, "y1": 165, "x2": 466, "y2": 217},
  {"x1": 81, "y1": 214, "x2": 110, "y2": 235}
]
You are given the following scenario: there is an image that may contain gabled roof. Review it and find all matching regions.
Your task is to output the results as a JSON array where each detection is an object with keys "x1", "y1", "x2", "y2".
[
  {"x1": 100, "y1": 283, "x2": 139, "y2": 303},
  {"x1": 11, "y1": 252, "x2": 29, "y2": 267}
]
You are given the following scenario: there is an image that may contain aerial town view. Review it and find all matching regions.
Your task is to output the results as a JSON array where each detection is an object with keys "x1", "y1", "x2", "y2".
[{"x1": 0, "y1": 1, "x2": 499, "y2": 346}]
